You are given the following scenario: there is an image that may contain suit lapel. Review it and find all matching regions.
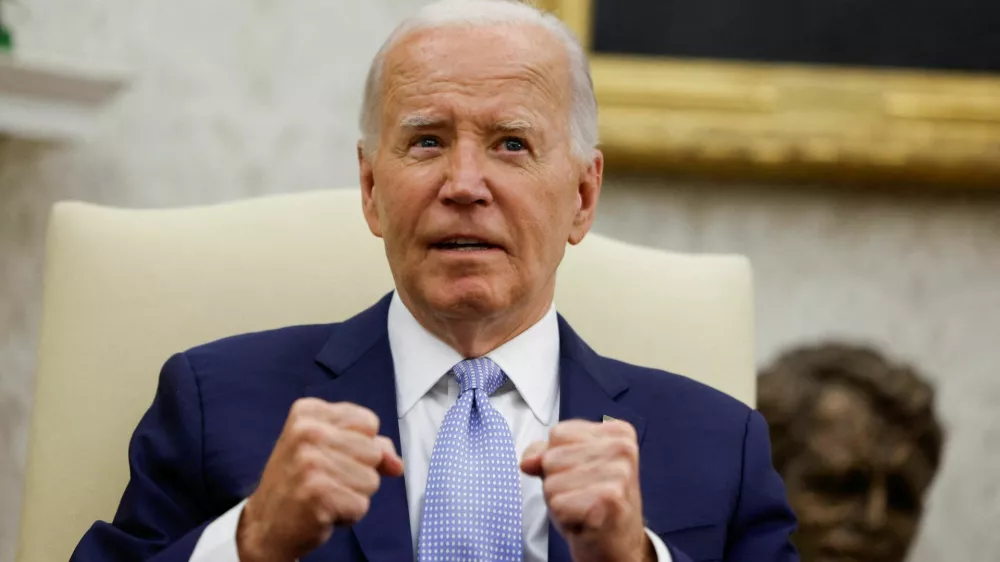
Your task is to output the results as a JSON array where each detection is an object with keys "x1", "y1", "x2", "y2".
[
  {"x1": 305, "y1": 294, "x2": 414, "y2": 562},
  {"x1": 553, "y1": 315, "x2": 648, "y2": 446},
  {"x1": 548, "y1": 315, "x2": 648, "y2": 562}
]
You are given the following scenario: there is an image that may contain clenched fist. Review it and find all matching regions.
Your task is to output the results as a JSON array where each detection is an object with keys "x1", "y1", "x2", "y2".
[
  {"x1": 237, "y1": 399, "x2": 404, "y2": 562},
  {"x1": 521, "y1": 419, "x2": 655, "y2": 562}
]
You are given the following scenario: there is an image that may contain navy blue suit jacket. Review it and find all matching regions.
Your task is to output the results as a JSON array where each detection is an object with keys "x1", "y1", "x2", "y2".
[{"x1": 72, "y1": 294, "x2": 797, "y2": 562}]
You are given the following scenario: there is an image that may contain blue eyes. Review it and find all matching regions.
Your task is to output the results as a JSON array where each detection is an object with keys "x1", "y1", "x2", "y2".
[
  {"x1": 409, "y1": 136, "x2": 528, "y2": 153},
  {"x1": 502, "y1": 138, "x2": 526, "y2": 152},
  {"x1": 416, "y1": 137, "x2": 441, "y2": 149}
]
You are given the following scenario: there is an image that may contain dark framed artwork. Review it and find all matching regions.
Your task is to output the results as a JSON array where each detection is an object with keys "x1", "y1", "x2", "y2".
[{"x1": 540, "y1": 0, "x2": 1000, "y2": 187}]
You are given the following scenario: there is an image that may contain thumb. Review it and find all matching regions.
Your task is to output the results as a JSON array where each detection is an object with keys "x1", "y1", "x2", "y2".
[
  {"x1": 520, "y1": 440, "x2": 548, "y2": 477},
  {"x1": 375, "y1": 436, "x2": 405, "y2": 477}
]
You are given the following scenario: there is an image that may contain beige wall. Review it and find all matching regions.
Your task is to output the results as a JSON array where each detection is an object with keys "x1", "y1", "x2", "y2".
[
  {"x1": 2, "y1": 1, "x2": 999, "y2": 561},
  {"x1": 596, "y1": 178, "x2": 1000, "y2": 561}
]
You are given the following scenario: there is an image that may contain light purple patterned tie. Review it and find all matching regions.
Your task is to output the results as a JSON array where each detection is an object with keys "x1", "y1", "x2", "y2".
[{"x1": 417, "y1": 357, "x2": 523, "y2": 562}]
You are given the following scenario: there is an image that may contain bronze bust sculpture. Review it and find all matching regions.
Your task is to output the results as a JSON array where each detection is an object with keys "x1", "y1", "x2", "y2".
[{"x1": 758, "y1": 343, "x2": 944, "y2": 562}]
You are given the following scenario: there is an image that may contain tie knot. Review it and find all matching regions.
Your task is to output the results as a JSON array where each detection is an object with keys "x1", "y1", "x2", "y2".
[{"x1": 452, "y1": 357, "x2": 507, "y2": 396}]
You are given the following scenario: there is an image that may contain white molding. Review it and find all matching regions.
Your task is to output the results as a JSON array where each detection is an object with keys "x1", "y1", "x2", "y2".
[{"x1": 0, "y1": 56, "x2": 127, "y2": 141}]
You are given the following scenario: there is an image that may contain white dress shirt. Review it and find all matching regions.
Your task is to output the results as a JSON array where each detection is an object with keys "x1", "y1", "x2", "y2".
[{"x1": 190, "y1": 292, "x2": 671, "y2": 561}]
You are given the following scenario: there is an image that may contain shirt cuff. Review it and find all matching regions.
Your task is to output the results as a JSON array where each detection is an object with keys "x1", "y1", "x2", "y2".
[
  {"x1": 189, "y1": 499, "x2": 248, "y2": 562},
  {"x1": 645, "y1": 526, "x2": 673, "y2": 562}
]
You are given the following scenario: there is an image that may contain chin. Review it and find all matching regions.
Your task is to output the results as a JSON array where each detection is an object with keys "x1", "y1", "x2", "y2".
[{"x1": 424, "y1": 278, "x2": 510, "y2": 318}]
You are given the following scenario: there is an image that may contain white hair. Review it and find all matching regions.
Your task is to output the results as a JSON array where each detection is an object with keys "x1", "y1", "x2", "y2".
[{"x1": 359, "y1": 0, "x2": 598, "y2": 161}]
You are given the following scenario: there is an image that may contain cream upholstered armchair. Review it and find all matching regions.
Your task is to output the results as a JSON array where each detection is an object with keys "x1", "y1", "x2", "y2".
[{"x1": 16, "y1": 188, "x2": 755, "y2": 562}]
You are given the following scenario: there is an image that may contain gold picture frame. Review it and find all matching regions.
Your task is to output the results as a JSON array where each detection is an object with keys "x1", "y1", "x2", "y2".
[{"x1": 540, "y1": 0, "x2": 1000, "y2": 187}]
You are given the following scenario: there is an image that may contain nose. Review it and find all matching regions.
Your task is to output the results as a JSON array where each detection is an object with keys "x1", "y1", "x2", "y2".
[
  {"x1": 865, "y1": 484, "x2": 888, "y2": 530},
  {"x1": 439, "y1": 138, "x2": 493, "y2": 207}
]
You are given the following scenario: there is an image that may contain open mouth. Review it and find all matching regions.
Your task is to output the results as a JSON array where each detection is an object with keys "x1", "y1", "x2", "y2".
[{"x1": 431, "y1": 237, "x2": 503, "y2": 252}]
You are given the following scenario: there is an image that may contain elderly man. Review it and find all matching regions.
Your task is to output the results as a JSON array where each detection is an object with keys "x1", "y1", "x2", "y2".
[{"x1": 71, "y1": 1, "x2": 797, "y2": 561}]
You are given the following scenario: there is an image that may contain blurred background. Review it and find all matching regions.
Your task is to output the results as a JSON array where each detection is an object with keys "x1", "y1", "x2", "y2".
[{"x1": 1, "y1": 1, "x2": 999, "y2": 562}]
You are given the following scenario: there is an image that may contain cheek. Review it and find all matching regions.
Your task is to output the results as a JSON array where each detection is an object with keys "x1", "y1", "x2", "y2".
[
  {"x1": 377, "y1": 163, "x2": 442, "y2": 239},
  {"x1": 510, "y1": 174, "x2": 578, "y2": 248},
  {"x1": 510, "y1": 204, "x2": 567, "y2": 273}
]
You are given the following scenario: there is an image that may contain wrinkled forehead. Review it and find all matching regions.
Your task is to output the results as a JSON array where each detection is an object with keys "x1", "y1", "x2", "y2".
[{"x1": 380, "y1": 24, "x2": 572, "y2": 125}]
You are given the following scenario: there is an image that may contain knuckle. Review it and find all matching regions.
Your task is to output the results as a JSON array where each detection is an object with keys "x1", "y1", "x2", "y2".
[
  {"x1": 361, "y1": 436, "x2": 388, "y2": 465},
  {"x1": 298, "y1": 474, "x2": 329, "y2": 503},
  {"x1": 358, "y1": 409, "x2": 381, "y2": 433},
  {"x1": 290, "y1": 397, "x2": 321, "y2": 418},
  {"x1": 618, "y1": 480, "x2": 631, "y2": 502},
  {"x1": 337, "y1": 404, "x2": 380, "y2": 434},
  {"x1": 364, "y1": 468, "x2": 382, "y2": 494},
  {"x1": 541, "y1": 474, "x2": 565, "y2": 501},
  {"x1": 613, "y1": 461, "x2": 633, "y2": 482},
  {"x1": 313, "y1": 504, "x2": 335, "y2": 527},
  {"x1": 542, "y1": 478, "x2": 558, "y2": 501},
  {"x1": 539, "y1": 449, "x2": 557, "y2": 474},
  {"x1": 294, "y1": 448, "x2": 323, "y2": 474},
  {"x1": 602, "y1": 479, "x2": 629, "y2": 505},
  {"x1": 614, "y1": 473, "x2": 629, "y2": 493},
  {"x1": 356, "y1": 494, "x2": 372, "y2": 515},
  {"x1": 548, "y1": 497, "x2": 569, "y2": 521},
  {"x1": 326, "y1": 401, "x2": 351, "y2": 417},
  {"x1": 549, "y1": 424, "x2": 569, "y2": 443},
  {"x1": 339, "y1": 402, "x2": 368, "y2": 418},
  {"x1": 606, "y1": 419, "x2": 637, "y2": 438},
  {"x1": 621, "y1": 421, "x2": 638, "y2": 440},
  {"x1": 352, "y1": 465, "x2": 381, "y2": 495},
  {"x1": 373, "y1": 434, "x2": 394, "y2": 453},
  {"x1": 308, "y1": 472, "x2": 331, "y2": 493},
  {"x1": 597, "y1": 483, "x2": 620, "y2": 504},
  {"x1": 341, "y1": 494, "x2": 371, "y2": 524},
  {"x1": 550, "y1": 420, "x2": 597, "y2": 445},
  {"x1": 609, "y1": 437, "x2": 638, "y2": 460},
  {"x1": 291, "y1": 420, "x2": 326, "y2": 444}
]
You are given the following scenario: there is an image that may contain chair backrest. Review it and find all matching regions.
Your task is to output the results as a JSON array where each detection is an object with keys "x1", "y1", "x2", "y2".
[{"x1": 17, "y1": 188, "x2": 754, "y2": 562}]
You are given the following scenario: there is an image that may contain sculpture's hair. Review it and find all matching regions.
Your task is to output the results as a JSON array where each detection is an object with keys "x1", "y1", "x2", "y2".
[
  {"x1": 758, "y1": 342, "x2": 944, "y2": 474},
  {"x1": 359, "y1": 0, "x2": 598, "y2": 161}
]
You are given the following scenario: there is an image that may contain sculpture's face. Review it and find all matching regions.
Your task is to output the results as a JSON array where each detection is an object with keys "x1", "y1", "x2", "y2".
[{"x1": 782, "y1": 384, "x2": 938, "y2": 562}]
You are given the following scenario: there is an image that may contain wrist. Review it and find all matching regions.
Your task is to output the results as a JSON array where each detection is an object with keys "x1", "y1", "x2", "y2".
[{"x1": 236, "y1": 499, "x2": 294, "y2": 562}]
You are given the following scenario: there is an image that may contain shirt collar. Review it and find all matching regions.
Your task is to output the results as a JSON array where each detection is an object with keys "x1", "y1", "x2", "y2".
[{"x1": 387, "y1": 291, "x2": 560, "y2": 425}]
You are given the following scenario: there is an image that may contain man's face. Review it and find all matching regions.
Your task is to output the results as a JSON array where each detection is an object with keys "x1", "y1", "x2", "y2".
[
  {"x1": 359, "y1": 24, "x2": 602, "y2": 324},
  {"x1": 783, "y1": 385, "x2": 938, "y2": 562}
]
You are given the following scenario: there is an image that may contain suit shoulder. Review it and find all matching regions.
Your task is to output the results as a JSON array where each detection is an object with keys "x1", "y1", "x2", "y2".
[
  {"x1": 601, "y1": 356, "x2": 752, "y2": 426},
  {"x1": 181, "y1": 323, "x2": 336, "y2": 378}
]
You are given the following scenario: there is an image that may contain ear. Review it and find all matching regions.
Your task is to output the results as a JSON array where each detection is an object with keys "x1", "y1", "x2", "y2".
[
  {"x1": 358, "y1": 142, "x2": 383, "y2": 238},
  {"x1": 567, "y1": 149, "x2": 603, "y2": 246}
]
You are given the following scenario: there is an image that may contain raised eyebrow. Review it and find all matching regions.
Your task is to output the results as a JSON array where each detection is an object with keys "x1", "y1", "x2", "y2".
[
  {"x1": 492, "y1": 119, "x2": 534, "y2": 134},
  {"x1": 399, "y1": 115, "x2": 448, "y2": 129}
]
